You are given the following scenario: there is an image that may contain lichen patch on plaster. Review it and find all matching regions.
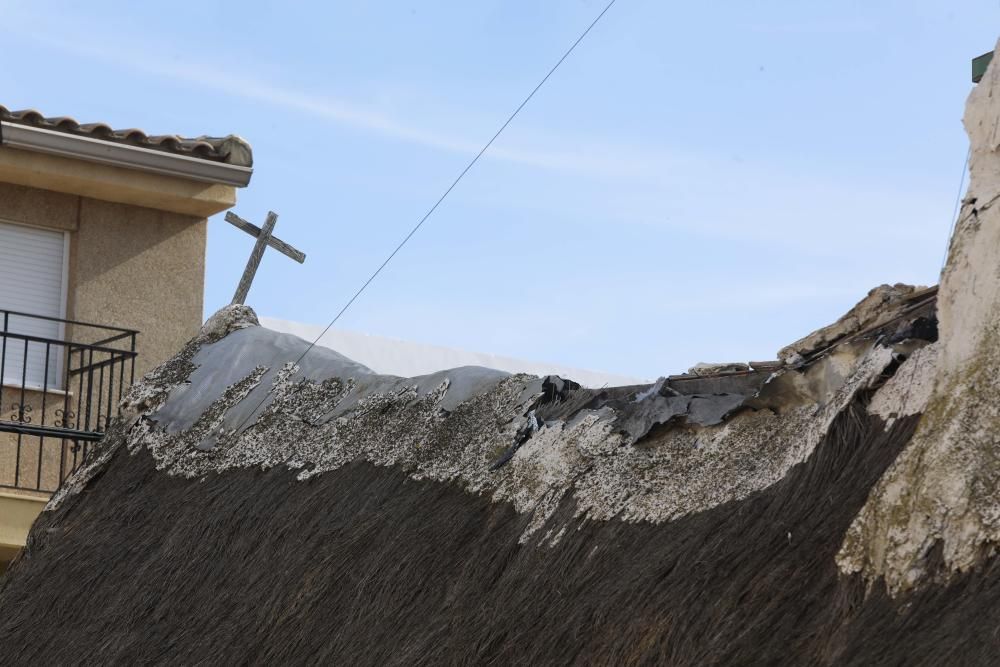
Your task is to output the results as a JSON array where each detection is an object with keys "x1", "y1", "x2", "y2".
[{"x1": 837, "y1": 38, "x2": 1000, "y2": 596}]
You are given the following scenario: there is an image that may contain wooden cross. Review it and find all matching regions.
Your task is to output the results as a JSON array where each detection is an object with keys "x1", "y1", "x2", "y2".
[{"x1": 225, "y1": 210, "x2": 306, "y2": 305}]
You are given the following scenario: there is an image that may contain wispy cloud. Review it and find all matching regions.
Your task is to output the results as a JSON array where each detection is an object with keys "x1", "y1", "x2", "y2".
[
  {"x1": 8, "y1": 22, "x2": 468, "y2": 149},
  {"x1": 1, "y1": 3, "x2": 951, "y2": 261},
  {"x1": 2, "y1": 8, "x2": 683, "y2": 183}
]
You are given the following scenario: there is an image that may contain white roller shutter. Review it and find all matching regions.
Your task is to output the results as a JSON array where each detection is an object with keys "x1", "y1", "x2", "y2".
[{"x1": 0, "y1": 221, "x2": 67, "y2": 388}]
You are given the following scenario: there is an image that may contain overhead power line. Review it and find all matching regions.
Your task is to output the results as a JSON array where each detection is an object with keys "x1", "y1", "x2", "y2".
[
  {"x1": 233, "y1": 0, "x2": 620, "y2": 432},
  {"x1": 940, "y1": 145, "x2": 971, "y2": 272}
]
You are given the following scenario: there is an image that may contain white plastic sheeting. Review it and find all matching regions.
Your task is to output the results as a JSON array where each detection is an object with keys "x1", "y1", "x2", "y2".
[{"x1": 260, "y1": 317, "x2": 646, "y2": 388}]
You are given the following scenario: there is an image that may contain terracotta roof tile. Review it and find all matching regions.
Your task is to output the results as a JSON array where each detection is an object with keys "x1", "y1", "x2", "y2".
[{"x1": 0, "y1": 105, "x2": 252, "y2": 167}]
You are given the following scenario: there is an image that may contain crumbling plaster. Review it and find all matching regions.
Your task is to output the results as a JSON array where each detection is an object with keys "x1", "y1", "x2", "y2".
[{"x1": 837, "y1": 38, "x2": 1000, "y2": 595}]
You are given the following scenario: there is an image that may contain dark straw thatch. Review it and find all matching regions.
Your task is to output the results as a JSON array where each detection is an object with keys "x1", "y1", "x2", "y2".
[{"x1": 2, "y1": 386, "x2": 997, "y2": 664}]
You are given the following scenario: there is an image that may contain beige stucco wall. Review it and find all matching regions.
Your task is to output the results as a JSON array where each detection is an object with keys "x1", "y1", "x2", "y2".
[
  {"x1": 0, "y1": 145, "x2": 237, "y2": 218},
  {"x1": 70, "y1": 198, "x2": 206, "y2": 378},
  {"x1": 0, "y1": 181, "x2": 206, "y2": 379},
  {"x1": 0, "y1": 181, "x2": 78, "y2": 231},
  {"x1": 0, "y1": 490, "x2": 48, "y2": 573},
  {"x1": 0, "y1": 387, "x2": 81, "y2": 492}
]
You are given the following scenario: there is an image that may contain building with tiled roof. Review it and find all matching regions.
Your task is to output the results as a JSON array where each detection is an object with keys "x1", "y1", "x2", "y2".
[{"x1": 0, "y1": 105, "x2": 253, "y2": 562}]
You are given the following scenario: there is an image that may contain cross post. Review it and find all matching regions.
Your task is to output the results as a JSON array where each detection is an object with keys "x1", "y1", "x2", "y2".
[{"x1": 226, "y1": 210, "x2": 306, "y2": 305}]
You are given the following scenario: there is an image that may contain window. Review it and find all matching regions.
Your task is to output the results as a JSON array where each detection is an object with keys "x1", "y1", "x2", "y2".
[{"x1": 0, "y1": 220, "x2": 69, "y2": 389}]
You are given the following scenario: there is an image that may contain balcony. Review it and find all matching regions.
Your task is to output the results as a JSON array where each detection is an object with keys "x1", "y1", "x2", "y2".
[{"x1": 0, "y1": 309, "x2": 137, "y2": 493}]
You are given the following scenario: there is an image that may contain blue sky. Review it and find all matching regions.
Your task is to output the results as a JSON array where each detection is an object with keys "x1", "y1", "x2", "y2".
[{"x1": 2, "y1": 1, "x2": 996, "y2": 379}]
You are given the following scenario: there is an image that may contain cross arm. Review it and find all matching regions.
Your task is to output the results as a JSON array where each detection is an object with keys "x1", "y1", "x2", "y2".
[{"x1": 224, "y1": 211, "x2": 306, "y2": 263}]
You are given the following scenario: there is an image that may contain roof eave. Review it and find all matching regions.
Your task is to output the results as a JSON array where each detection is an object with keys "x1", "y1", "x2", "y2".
[{"x1": 0, "y1": 121, "x2": 253, "y2": 188}]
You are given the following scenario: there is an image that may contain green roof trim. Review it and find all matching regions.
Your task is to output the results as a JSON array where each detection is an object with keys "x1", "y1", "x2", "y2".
[{"x1": 973, "y1": 51, "x2": 994, "y2": 83}]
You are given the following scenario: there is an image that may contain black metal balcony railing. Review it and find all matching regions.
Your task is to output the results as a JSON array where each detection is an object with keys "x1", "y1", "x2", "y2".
[{"x1": 0, "y1": 309, "x2": 137, "y2": 493}]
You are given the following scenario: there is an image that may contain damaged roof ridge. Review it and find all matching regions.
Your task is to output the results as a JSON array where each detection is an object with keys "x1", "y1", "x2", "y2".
[{"x1": 795, "y1": 286, "x2": 939, "y2": 365}]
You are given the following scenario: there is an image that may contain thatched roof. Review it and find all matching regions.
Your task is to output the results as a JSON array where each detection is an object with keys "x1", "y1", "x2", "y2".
[{"x1": 3, "y1": 285, "x2": 985, "y2": 664}]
